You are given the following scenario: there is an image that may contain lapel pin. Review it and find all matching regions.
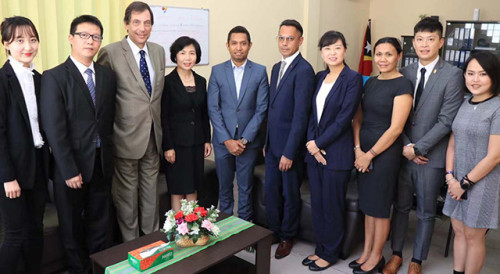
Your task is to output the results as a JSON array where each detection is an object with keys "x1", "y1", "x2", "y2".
[{"x1": 433, "y1": 69, "x2": 437, "y2": 74}]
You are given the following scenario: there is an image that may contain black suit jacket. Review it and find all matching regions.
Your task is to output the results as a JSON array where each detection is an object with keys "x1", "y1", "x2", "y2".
[
  {"x1": 0, "y1": 61, "x2": 49, "y2": 189},
  {"x1": 40, "y1": 58, "x2": 116, "y2": 183},
  {"x1": 161, "y1": 69, "x2": 210, "y2": 151}
]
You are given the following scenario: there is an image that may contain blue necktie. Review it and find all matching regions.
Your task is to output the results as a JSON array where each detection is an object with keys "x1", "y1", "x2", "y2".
[
  {"x1": 85, "y1": 69, "x2": 100, "y2": 147},
  {"x1": 139, "y1": 50, "x2": 152, "y2": 96}
]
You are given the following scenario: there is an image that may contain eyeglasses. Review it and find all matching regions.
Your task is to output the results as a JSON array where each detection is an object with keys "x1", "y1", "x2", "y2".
[
  {"x1": 73, "y1": 32, "x2": 103, "y2": 42},
  {"x1": 277, "y1": 36, "x2": 296, "y2": 43}
]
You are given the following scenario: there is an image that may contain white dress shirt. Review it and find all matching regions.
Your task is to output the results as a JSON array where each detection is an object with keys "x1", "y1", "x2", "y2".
[
  {"x1": 414, "y1": 56, "x2": 439, "y2": 97},
  {"x1": 231, "y1": 59, "x2": 247, "y2": 99},
  {"x1": 316, "y1": 80, "x2": 335, "y2": 123},
  {"x1": 280, "y1": 50, "x2": 300, "y2": 77},
  {"x1": 127, "y1": 36, "x2": 155, "y2": 95},
  {"x1": 70, "y1": 55, "x2": 96, "y2": 84},
  {"x1": 8, "y1": 56, "x2": 44, "y2": 148}
]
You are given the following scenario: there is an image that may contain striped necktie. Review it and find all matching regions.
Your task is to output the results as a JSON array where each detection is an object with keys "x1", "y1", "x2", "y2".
[{"x1": 84, "y1": 68, "x2": 100, "y2": 147}]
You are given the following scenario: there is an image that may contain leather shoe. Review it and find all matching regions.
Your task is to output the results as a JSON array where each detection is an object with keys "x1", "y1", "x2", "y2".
[
  {"x1": 309, "y1": 261, "x2": 332, "y2": 271},
  {"x1": 274, "y1": 240, "x2": 293, "y2": 259},
  {"x1": 302, "y1": 256, "x2": 317, "y2": 266},
  {"x1": 353, "y1": 256, "x2": 385, "y2": 274},
  {"x1": 382, "y1": 255, "x2": 402, "y2": 274},
  {"x1": 408, "y1": 262, "x2": 422, "y2": 274},
  {"x1": 349, "y1": 258, "x2": 364, "y2": 269}
]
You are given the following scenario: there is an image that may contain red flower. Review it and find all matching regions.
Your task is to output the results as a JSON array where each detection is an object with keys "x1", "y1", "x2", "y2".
[
  {"x1": 194, "y1": 207, "x2": 208, "y2": 217},
  {"x1": 175, "y1": 211, "x2": 184, "y2": 220},
  {"x1": 185, "y1": 213, "x2": 199, "y2": 222}
]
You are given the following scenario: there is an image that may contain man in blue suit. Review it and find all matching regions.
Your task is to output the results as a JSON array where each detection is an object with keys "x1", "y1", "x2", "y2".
[
  {"x1": 265, "y1": 19, "x2": 315, "y2": 259},
  {"x1": 208, "y1": 26, "x2": 269, "y2": 222}
]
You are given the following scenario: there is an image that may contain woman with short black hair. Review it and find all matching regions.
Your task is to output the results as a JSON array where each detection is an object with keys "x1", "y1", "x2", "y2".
[{"x1": 161, "y1": 36, "x2": 211, "y2": 212}]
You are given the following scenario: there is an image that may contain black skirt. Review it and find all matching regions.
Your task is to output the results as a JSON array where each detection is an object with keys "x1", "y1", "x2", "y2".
[{"x1": 165, "y1": 144, "x2": 204, "y2": 195}]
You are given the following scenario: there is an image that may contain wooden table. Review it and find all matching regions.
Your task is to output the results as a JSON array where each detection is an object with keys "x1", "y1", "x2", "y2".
[{"x1": 90, "y1": 213, "x2": 273, "y2": 273}]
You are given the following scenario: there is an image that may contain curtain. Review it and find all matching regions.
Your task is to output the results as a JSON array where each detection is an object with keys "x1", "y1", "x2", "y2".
[{"x1": 0, "y1": 0, "x2": 133, "y2": 71}]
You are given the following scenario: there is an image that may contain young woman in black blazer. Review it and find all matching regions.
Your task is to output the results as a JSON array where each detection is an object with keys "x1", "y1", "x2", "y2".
[
  {"x1": 161, "y1": 36, "x2": 211, "y2": 212},
  {"x1": 0, "y1": 16, "x2": 49, "y2": 273}
]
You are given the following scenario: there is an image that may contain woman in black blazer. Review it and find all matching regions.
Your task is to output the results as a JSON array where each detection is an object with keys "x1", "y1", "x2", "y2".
[
  {"x1": 302, "y1": 31, "x2": 363, "y2": 271},
  {"x1": 0, "y1": 16, "x2": 49, "y2": 273},
  {"x1": 161, "y1": 36, "x2": 211, "y2": 212}
]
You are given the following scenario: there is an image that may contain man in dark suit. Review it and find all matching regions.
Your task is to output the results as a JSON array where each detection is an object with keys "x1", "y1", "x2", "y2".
[
  {"x1": 265, "y1": 19, "x2": 315, "y2": 259},
  {"x1": 383, "y1": 17, "x2": 463, "y2": 274},
  {"x1": 208, "y1": 26, "x2": 269, "y2": 222},
  {"x1": 40, "y1": 15, "x2": 116, "y2": 274}
]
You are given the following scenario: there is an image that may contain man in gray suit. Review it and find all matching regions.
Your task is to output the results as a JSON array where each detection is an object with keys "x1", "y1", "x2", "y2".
[
  {"x1": 97, "y1": 1, "x2": 165, "y2": 241},
  {"x1": 207, "y1": 26, "x2": 269, "y2": 222},
  {"x1": 384, "y1": 17, "x2": 463, "y2": 274}
]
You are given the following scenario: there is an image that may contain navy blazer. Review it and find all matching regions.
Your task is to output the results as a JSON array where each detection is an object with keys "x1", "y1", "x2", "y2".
[
  {"x1": 305, "y1": 66, "x2": 363, "y2": 170},
  {"x1": 0, "y1": 61, "x2": 49, "y2": 188},
  {"x1": 265, "y1": 53, "x2": 315, "y2": 160}
]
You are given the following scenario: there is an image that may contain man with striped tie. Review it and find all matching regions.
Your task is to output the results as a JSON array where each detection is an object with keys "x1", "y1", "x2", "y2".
[{"x1": 40, "y1": 15, "x2": 117, "y2": 273}]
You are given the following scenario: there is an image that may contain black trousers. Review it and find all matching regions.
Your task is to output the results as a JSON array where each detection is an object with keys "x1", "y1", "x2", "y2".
[
  {"x1": 0, "y1": 148, "x2": 46, "y2": 274},
  {"x1": 54, "y1": 151, "x2": 112, "y2": 274}
]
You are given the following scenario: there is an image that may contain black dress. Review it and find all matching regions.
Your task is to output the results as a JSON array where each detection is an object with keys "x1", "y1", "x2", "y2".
[
  {"x1": 161, "y1": 69, "x2": 211, "y2": 195},
  {"x1": 357, "y1": 76, "x2": 413, "y2": 218}
]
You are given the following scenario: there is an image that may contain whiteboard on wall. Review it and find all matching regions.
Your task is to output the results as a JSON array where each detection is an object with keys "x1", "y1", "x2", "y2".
[{"x1": 148, "y1": 6, "x2": 209, "y2": 67}]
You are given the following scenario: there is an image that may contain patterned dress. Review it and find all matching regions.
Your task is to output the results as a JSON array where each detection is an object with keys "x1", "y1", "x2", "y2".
[{"x1": 443, "y1": 96, "x2": 500, "y2": 229}]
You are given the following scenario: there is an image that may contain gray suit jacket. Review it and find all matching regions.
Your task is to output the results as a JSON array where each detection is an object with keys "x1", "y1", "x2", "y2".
[
  {"x1": 97, "y1": 38, "x2": 165, "y2": 159},
  {"x1": 401, "y1": 59, "x2": 464, "y2": 168}
]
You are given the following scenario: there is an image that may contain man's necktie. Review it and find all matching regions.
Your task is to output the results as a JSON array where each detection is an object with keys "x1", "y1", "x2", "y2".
[
  {"x1": 414, "y1": 67, "x2": 426, "y2": 108},
  {"x1": 276, "y1": 61, "x2": 286, "y2": 88},
  {"x1": 85, "y1": 68, "x2": 100, "y2": 147},
  {"x1": 139, "y1": 50, "x2": 152, "y2": 96}
]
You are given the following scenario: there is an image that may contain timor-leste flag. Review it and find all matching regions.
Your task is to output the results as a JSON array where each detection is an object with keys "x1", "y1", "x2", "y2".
[{"x1": 358, "y1": 21, "x2": 372, "y2": 76}]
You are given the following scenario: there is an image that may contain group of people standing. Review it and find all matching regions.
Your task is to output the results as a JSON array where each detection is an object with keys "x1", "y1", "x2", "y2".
[
  {"x1": 0, "y1": 2, "x2": 166, "y2": 273},
  {"x1": 0, "y1": 1, "x2": 499, "y2": 274}
]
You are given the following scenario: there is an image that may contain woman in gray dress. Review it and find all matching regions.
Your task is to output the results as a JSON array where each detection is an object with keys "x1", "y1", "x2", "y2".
[{"x1": 443, "y1": 51, "x2": 500, "y2": 274}]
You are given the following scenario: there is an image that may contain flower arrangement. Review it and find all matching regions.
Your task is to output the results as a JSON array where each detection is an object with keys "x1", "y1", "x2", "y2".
[{"x1": 162, "y1": 199, "x2": 220, "y2": 246}]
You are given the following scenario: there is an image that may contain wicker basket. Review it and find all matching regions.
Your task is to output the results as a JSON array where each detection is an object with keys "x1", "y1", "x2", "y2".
[{"x1": 176, "y1": 235, "x2": 210, "y2": 247}]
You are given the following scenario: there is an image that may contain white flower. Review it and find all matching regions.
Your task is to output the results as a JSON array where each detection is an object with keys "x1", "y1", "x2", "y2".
[
  {"x1": 190, "y1": 223, "x2": 200, "y2": 235},
  {"x1": 211, "y1": 224, "x2": 220, "y2": 236},
  {"x1": 180, "y1": 199, "x2": 198, "y2": 214},
  {"x1": 165, "y1": 210, "x2": 175, "y2": 220},
  {"x1": 163, "y1": 216, "x2": 175, "y2": 232}
]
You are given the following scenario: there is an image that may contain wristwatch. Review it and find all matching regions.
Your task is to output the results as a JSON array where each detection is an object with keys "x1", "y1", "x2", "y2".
[
  {"x1": 460, "y1": 177, "x2": 470, "y2": 190},
  {"x1": 240, "y1": 137, "x2": 249, "y2": 145},
  {"x1": 413, "y1": 146, "x2": 423, "y2": 157}
]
